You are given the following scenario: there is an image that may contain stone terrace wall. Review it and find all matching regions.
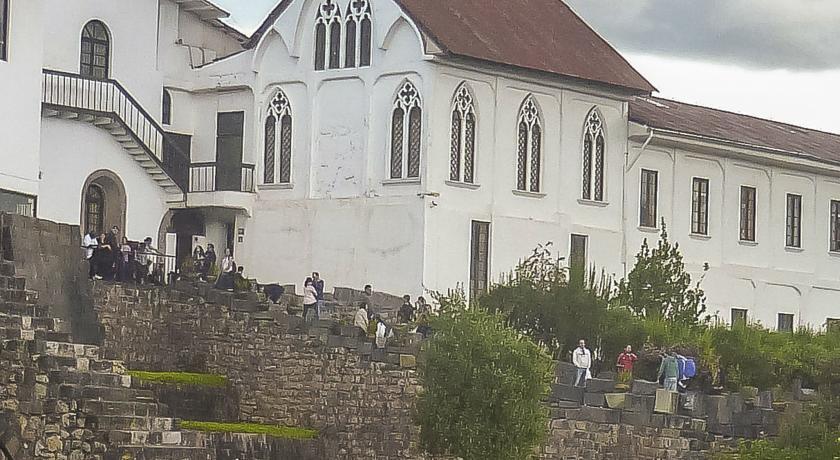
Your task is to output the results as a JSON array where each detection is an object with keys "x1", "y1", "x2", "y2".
[
  {"x1": 0, "y1": 213, "x2": 97, "y2": 343},
  {"x1": 92, "y1": 283, "x2": 422, "y2": 460}
]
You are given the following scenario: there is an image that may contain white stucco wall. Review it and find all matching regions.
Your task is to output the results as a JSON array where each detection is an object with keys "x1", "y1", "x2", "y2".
[
  {"x1": 0, "y1": 0, "x2": 44, "y2": 197},
  {"x1": 39, "y1": 118, "x2": 171, "y2": 242},
  {"x1": 627, "y1": 137, "x2": 840, "y2": 330}
]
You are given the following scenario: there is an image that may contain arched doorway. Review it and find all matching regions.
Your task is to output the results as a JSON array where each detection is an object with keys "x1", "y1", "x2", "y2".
[
  {"x1": 81, "y1": 170, "x2": 126, "y2": 237},
  {"x1": 80, "y1": 20, "x2": 110, "y2": 79}
]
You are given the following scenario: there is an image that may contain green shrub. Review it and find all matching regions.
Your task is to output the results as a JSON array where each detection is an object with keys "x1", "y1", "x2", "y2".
[{"x1": 127, "y1": 371, "x2": 228, "y2": 388}]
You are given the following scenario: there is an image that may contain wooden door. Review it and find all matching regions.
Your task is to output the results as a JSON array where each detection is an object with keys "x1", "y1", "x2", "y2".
[{"x1": 216, "y1": 112, "x2": 244, "y2": 191}]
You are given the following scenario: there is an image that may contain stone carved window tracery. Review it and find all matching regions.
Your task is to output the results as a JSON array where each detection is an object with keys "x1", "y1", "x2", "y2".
[
  {"x1": 315, "y1": 0, "x2": 372, "y2": 71},
  {"x1": 264, "y1": 90, "x2": 293, "y2": 185},
  {"x1": 345, "y1": 0, "x2": 372, "y2": 68},
  {"x1": 450, "y1": 83, "x2": 477, "y2": 183},
  {"x1": 390, "y1": 81, "x2": 422, "y2": 180},
  {"x1": 582, "y1": 109, "x2": 605, "y2": 201},
  {"x1": 516, "y1": 95, "x2": 542, "y2": 193}
]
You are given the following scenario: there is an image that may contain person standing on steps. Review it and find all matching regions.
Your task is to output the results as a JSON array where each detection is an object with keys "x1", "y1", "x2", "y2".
[
  {"x1": 658, "y1": 350, "x2": 680, "y2": 392},
  {"x1": 214, "y1": 248, "x2": 236, "y2": 291},
  {"x1": 616, "y1": 345, "x2": 639, "y2": 377},
  {"x1": 398, "y1": 295, "x2": 415, "y2": 324},
  {"x1": 302, "y1": 277, "x2": 318, "y2": 322},
  {"x1": 83, "y1": 229, "x2": 98, "y2": 280},
  {"x1": 354, "y1": 302, "x2": 370, "y2": 337},
  {"x1": 203, "y1": 244, "x2": 217, "y2": 282},
  {"x1": 572, "y1": 339, "x2": 592, "y2": 387},
  {"x1": 312, "y1": 272, "x2": 325, "y2": 319}
]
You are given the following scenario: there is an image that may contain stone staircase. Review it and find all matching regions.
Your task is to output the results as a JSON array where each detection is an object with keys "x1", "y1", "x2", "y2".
[{"x1": 0, "y1": 259, "x2": 214, "y2": 460}]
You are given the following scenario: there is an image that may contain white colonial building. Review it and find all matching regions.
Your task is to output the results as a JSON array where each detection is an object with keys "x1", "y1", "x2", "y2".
[{"x1": 0, "y1": 0, "x2": 838, "y2": 331}]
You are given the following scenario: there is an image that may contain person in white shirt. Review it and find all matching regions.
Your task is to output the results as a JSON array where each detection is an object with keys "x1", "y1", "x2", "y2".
[
  {"x1": 83, "y1": 230, "x2": 99, "y2": 279},
  {"x1": 572, "y1": 339, "x2": 592, "y2": 387},
  {"x1": 302, "y1": 277, "x2": 318, "y2": 321},
  {"x1": 354, "y1": 302, "x2": 370, "y2": 337}
]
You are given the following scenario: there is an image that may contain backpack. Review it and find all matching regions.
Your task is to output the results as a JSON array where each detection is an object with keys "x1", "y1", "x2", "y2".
[{"x1": 683, "y1": 358, "x2": 697, "y2": 379}]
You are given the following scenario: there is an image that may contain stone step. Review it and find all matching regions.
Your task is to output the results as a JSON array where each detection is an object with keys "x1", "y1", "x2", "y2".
[
  {"x1": 0, "y1": 327, "x2": 71, "y2": 342},
  {"x1": 104, "y1": 429, "x2": 209, "y2": 447},
  {"x1": 50, "y1": 370, "x2": 130, "y2": 388},
  {"x1": 0, "y1": 275, "x2": 26, "y2": 290},
  {"x1": 37, "y1": 355, "x2": 126, "y2": 374},
  {"x1": 0, "y1": 260, "x2": 15, "y2": 276},
  {"x1": 82, "y1": 400, "x2": 169, "y2": 417},
  {"x1": 103, "y1": 445, "x2": 213, "y2": 460},
  {"x1": 0, "y1": 301, "x2": 44, "y2": 317},
  {"x1": 52, "y1": 384, "x2": 154, "y2": 402},
  {"x1": 90, "y1": 415, "x2": 176, "y2": 432},
  {"x1": 41, "y1": 340, "x2": 101, "y2": 359}
]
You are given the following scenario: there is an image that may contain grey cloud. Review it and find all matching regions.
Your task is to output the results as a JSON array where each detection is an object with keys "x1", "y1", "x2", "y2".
[{"x1": 565, "y1": 0, "x2": 840, "y2": 70}]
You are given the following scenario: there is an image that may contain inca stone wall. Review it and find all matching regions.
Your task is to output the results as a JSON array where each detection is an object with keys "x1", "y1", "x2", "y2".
[{"x1": 92, "y1": 283, "x2": 424, "y2": 459}]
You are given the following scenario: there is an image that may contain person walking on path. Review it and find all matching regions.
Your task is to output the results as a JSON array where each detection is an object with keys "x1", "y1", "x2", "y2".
[
  {"x1": 572, "y1": 339, "x2": 592, "y2": 387},
  {"x1": 312, "y1": 272, "x2": 325, "y2": 318},
  {"x1": 302, "y1": 277, "x2": 319, "y2": 322},
  {"x1": 617, "y1": 345, "x2": 639, "y2": 376},
  {"x1": 658, "y1": 350, "x2": 680, "y2": 392}
]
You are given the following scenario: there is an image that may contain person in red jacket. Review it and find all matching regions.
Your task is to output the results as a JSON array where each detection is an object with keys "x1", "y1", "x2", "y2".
[{"x1": 616, "y1": 345, "x2": 639, "y2": 376}]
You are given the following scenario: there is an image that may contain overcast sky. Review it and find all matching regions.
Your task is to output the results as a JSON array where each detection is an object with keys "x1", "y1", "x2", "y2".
[{"x1": 213, "y1": 0, "x2": 840, "y2": 134}]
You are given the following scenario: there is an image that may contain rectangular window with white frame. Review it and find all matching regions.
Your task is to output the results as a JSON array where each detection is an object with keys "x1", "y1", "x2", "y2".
[
  {"x1": 740, "y1": 186, "x2": 756, "y2": 242},
  {"x1": 785, "y1": 193, "x2": 802, "y2": 248},
  {"x1": 639, "y1": 169, "x2": 658, "y2": 228},
  {"x1": 691, "y1": 177, "x2": 709, "y2": 235},
  {"x1": 830, "y1": 200, "x2": 840, "y2": 252},
  {"x1": 0, "y1": 0, "x2": 9, "y2": 61}
]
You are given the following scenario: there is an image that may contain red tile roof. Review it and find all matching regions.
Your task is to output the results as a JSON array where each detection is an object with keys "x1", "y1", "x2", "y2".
[
  {"x1": 244, "y1": 0, "x2": 655, "y2": 93},
  {"x1": 630, "y1": 97, "x2": 840, "y2": 166}
]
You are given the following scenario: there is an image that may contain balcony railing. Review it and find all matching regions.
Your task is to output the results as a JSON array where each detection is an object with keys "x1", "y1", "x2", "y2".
[
  {"x1": 189, "y1": 163, "x2": 255, "y2": 193},
  {"x1": 41, "y1": 69, "x2": 190, "y2": 191}
]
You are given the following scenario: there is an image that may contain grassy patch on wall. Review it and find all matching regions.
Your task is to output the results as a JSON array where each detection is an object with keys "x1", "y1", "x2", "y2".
[
  {"x1": 127, "y1": 371, "x2": 228, "y2": 388},
  {"x1": 180, "y1": 421, "x2": 318, "y2": 440}
]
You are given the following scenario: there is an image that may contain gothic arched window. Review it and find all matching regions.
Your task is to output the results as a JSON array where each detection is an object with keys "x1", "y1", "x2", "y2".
[
  {"x1": 390, "y1": 81, "x2": 422, "y2": 180},
  {"x1": 345, "y1": 0, "x2": 372, "y2": 68},
  {"x1": 582, "y1": 109, "x2": 605, "y2": 201},
  {"x1": 516, "y1": 95, "x2": 542, "y2": 193},
  {"x1": 264, "y1": 90, "x2": 293, "y2": 185},
  {"x1": 450, "y1": 83, "x2": 476, "y2": 183},
  {"x1": 80, "y1": 20, "x2": 110, "y2": 79},
  {"x1": 314, "y1": 0, "x2": 342, "y2": 70}
]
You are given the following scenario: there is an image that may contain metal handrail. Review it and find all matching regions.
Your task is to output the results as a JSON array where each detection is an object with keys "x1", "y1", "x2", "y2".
[
  {"x1": 189, "y1": 163, "x2": 256, "y2": 193},
  {"x1": 41, "y1": 69, "x2": 190, "y2": 192}
]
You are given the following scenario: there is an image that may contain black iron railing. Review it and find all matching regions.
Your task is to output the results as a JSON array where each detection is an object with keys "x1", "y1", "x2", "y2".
[{"x1": 41, "y1": 69, "x2": 190, "y2": 192}]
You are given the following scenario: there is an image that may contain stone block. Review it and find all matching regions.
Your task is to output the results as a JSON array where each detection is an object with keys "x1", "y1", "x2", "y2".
[
  {"x1": 399, "y1": 355, "x2": 416, "y2": 368},
  {"x1": 580, "y1": 406, "x2": 621, "y2": 424},
  {"x1": 631, "y1": 379, "x2": 658, "y2": 396},
  {"x1": 654, "y1": 389, "x2": 679, "y2": 414},
  {"x1": 679, "y1": 392, "x2": 705, "y2": 417},
  {"x1": 624, "y1": 393, "x2": 655, "y2": 413},
  {"x1": 756, "y1": 391, "x2": 774, "y2": 409},
  {"x1": 550, "y1": 384, "x2": 584, "y2": 405},
  {"x1": 583, "y1": 392, "x2": 606, "y2": 407},
  {"x1": 604, "y1": 393, "x2": 627, "y2": 409},
  {"x1": 554, "y1": 361, "x2": 577, "y2": 384},
  {"x1": 620, "y1": 410, "x2": 651, "y2": 426},
  {"x1": 585, "y1": 378, "x2": 615, "y2": 394}
]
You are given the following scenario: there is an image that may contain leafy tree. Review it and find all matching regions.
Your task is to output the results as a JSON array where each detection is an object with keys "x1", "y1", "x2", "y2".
[
  {"x1": 615, "y1": 221, "x2": 710, "y2": 325},
  {"x1": 480, "y1": 243, "x2": 615, "y2": 357},
  {"x1": 416, "y1": 297, "x2": 553, "y2": 460}
]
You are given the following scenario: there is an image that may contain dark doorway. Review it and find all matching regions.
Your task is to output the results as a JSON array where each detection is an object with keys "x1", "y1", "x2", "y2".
[
  {"x1": 469, "y1": 221, "x2": 490, "y2": 300},
  {"x1": 171, "y1": 210, "x2": 205, "y2": 269},
  {"x1": 216, "y1": 112, "x2": 244, "y2": 192}
]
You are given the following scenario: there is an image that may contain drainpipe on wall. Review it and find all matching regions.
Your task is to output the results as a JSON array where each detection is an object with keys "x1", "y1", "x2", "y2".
[{"x1": 621, "y1": 127, "x2": 654, "y2": 277}]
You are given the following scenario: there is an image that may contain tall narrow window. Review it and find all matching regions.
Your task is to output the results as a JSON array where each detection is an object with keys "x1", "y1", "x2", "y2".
[
  {"x1": 162, "y1": 89, "x2": 172, "y2": 125},
  {"x1": 639, "y1": 169, "x2": 658, "y2": 228},
  {"x1": 264, "y1": 90, "x2": 293, "y2": 185},
  {"x1": 314, "y1": 0, "x2": 340, "y2": 71},
  {"x1": 582, "y1": 109, "x2": 605, "y2": 201},
  {"x1": 515, "y1": 95, "x2": 542, "y2": 193},
  {"x1": 740, "y1": 186, "x2": 756, "y2": 242},
  {"x1": 390, "y1": 81, "x2": 422, "y2": 180},
  {"x1": 0, "y1": 0, "x2": 9, "y2": 61},
  {"x1": 691, "y1": 178, "x2": 709, "y2": 235},
  {"x1": 450, "y1": 84, "x2": 476, "y2": 183},
  {"x1": 85, "y1": 184, "x2": 105, "y2": 236},
  {"x1": 569, "y1": 234, "x2": 588, "y2": 272},
  {"x1": 345, "y1": 0, "x2": 372, "y2": 68},
  {"x1": 786, "y1": 193, "x2": 802, "y2": 248},
  {"x1": 80, "y1": 20, "x2": 110, "y2": 79},
  {"x1": 831, "y1": 200, "x2": 840, "y2": 252}
]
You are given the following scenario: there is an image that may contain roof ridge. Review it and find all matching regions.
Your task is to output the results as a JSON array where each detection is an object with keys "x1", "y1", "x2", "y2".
[{"x1": 639, "y1": 96, "x2": 840, "y2": 138}]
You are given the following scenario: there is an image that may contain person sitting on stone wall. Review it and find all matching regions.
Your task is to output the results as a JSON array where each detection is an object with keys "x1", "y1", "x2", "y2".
[
  {"x1": 233, "y1": 266, "x2": 252, "y2": 292},
  {"x1": 93, "y1": 233, "x2": 112, "y2": 280},
  {"x1": 214, "y1": 248, "x2": 236, "y2": 291},
  {"x1": 375, "y1": 315, "x2": 393, "y2": 349},
  {"x1": 398, "y1": 295, "x2": 416, "y2": 324},
  {"x1": 118, "y1": 237, "x2": 133, "y2": 282},
  {"x1": 355, "y1": 302, "x2": 370, "y2": 337}
]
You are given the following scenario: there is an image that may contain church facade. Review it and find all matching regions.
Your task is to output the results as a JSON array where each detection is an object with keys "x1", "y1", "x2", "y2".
[{"x1": 1, "y1": 0, "x2": 839, "y2": 331}]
